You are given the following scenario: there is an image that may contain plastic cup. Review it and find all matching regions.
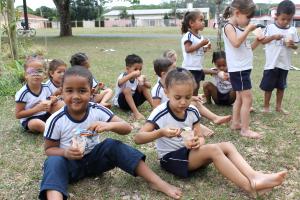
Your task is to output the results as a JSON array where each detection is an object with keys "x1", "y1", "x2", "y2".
[
  {"x1": 71, "y1": 135, "x2": 86, "y2": 154},
  {"x1": 181, "y1": 127, "x2": 194, "y2": 147},
  {"x1": 253, "y1": 27, "x2": 264, "y2": 40}
]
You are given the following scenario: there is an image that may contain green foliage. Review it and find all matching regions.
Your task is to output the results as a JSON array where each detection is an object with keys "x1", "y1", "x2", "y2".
[
  {"x1": 34, "y1": 6, "x2": 58, "y2": 21},
  {"x1": 119, "y1": 9, "x2": 129, "y2": 19}
]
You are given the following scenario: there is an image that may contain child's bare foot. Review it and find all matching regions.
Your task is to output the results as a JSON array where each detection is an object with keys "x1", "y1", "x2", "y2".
[
  {"x1": 261, "y1": 107, "x2": 271, "y2": 113},
  {"x1": 213, "y1": 115, "x2": 232, "y2": 125},
  {"x1": 149, "y1": 181, "x2": 182, "y2": 199},
  {"x1": 230, "y1": 123, "x2": 241, "y2": 130},
  {"x1": 133, "y1": 112, "x2": 145, "y2": 120},
  {"x1": 240, "y1": 129, "x2": 262, "y2": 139},
  {"x1": 200, "y1": 125, "x2": 214, "y2": 137},
  {"x1": 276, "y1": 108, "x2": 289, "y2": 115}
]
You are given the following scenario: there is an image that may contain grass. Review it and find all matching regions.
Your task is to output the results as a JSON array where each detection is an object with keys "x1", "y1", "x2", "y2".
[{"x1": 0, "y1": 27, "x2": 300, "y2": 199}]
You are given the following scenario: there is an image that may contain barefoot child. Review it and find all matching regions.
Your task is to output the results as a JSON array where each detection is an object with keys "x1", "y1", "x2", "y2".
[
  {"x1": 260, "y1": 0, "x2": 298, "y2": 114},
  {"x1": 39, "y1": 66, "x2": 182, "y2": 200},
  {"x1": 112, "y1": 54, "x2": 154, "y2": 120},
  {"x1": 15, "y1": 56, "x2": 62, "y2": 133},
  {"x1": 70, "y1": 52, "x2": 113, "y2": 108},
  {"x1": 223, "y1": 0, "x2": 264, "y2": 138},
  {"x1": 135, "y1": 68, "x2": 287, "y2": 197},
  {"x1": 203, "y1": 51, "x2": 236, "y2": 106}
]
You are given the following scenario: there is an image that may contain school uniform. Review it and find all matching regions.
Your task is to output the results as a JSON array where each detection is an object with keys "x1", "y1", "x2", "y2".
[
  {"x1": 223, "y1": 23, "x2": 253, "y2": 91},
  {"x1": 212, "y1": 71, "x2": 233, "y2": 105},
  {"x1": 112, "y1": 72, "x2": 146, "y2": 110},
  {"x1": 45, "y1": 79, "x2": 59, "y2": 94},
  {"x1": 151, "y1": 81, "x2": 169, "y2": 104},
  {"x1": 15, "y1": 84, "x2": 52, "y2": 130},
  {"x1": 260, "y1": 23, "x2": 299, "y2": 91},
  {"x1": 147, "y1": 101, "x2": 201, "y2": 178},
  {"x1": 181, "y1": 31, "x2": 206, "y2": 83},
  {"x1": 39, "y1": 102, "x2": 145, "y2": 199}
]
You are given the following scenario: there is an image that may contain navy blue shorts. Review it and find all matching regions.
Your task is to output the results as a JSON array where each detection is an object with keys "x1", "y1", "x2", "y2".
[
  {"x1": 189, "y1": 70, "x2": 205, "y2": 84},
  {"x1": 260, "y1": 68, "x2": 288, "y2": 91},
  {"x1": 216, "y1": 91, "x2": 234, "y2": 106},
  {"x1": 39, "y1": 138, "x2": 145, "y2": 200},
  {"x1": 118, "y1": 90, "x2": 146, "y2": 110},
  {"x1": 21, "y1": 112, "x2": 51, "y2": 130},
  {"x1": 160, "y1": 147, "x2": 190, "y2": 178},
  {"x1": 229, "y1": 70, "x2": 252, "y2": 91}
]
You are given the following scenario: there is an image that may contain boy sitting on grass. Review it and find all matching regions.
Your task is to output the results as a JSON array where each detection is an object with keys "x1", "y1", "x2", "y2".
[{"x1": 112, "y1": 54, "x2": 154, "y2": 120}]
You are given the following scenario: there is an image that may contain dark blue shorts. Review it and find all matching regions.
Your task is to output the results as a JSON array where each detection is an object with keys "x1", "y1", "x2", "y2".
[
  {"x1": 160, "y1": 147, "x2": 190, "y2": 178},
  {"x1": 39, "y1": 138, "x2": 145, "y2": 200},
  {"x1": 216, "y1": 91, "x2": 233, "y2": 106},
  {"x1": 189, "y1": 70, "x2": 205, "y2": 84},
  {"x1": 21, "y1": 112, "x2": 51, "y2": 130},
  {"x1": 118, "y1": 90, "x2": 146, "y2": 110},
  {"x1": 260, "y1": 68, "x2": 288, "y2": 91},
  {"x1": 229, "y1": 70, "x2": 252, "y2": 91}
]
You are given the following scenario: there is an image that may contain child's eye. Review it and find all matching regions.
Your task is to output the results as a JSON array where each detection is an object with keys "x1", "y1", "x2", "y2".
[
  {"x1": 186, "y1": 96, "x2": 192, "y2": 100},
  {"x1": 65, "y1": 89, "x2": 72, "y2": 93},
  {"x1": 174, "y1": 96, "x2": 181, "y2": 100},
  {"x1": 79, "y1": 89, "x2": 87, "y2": 93}
]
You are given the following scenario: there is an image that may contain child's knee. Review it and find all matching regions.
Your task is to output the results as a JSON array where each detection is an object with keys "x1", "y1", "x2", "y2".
[
  {"x1": 45, "y1": 156, "x2": 68, "y2": 169},
  {"x1": 28, "y1": 119, "x2": 45, "y2": 133},
  {"x1": 203, "y1": 144, "x2": 222, "y2": 157},
  {"x1": 122, "y1": 88, "x2": 132, "y2": 95}
]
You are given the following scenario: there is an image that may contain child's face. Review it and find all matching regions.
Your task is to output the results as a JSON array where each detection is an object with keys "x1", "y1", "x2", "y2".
[
  {"x1": 50, "y1": 65, "x2": 67, "y2": 85},
  {"x1": 276, "y1": 13, "x2": 294, "y2": 28},
  {"x1": 235, "y1": 11, "x2": 251, "y2": 27},
  {"x1": 127, "y1": 63, "x2": 143, "y2": 74},
  {"x1": 165, "y1": 82, "x2": 193, "y2": 114},
  {"x1": 25, "y1": 61, "x2": 45, "y2": 86},
  {"x1": 190, "y1": 14, "x2": 205, "y2": 31},
  {"x1": 62, "y1": 75, "x2": 93, "y2": 116},
  {"x1": 215, "y1": 58, "x2": 227, "y2": 72}
]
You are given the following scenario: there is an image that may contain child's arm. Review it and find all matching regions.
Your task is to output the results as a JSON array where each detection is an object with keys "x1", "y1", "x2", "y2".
[
  {"x1": 152, "y1": 98, "x2": 161, "y2": 109},
  {"x1": 224, "y1": 23, "x2": 257, "y2": 48},
  {"x1": 88, "y1": 115, "x2": 132, "y2": 135},
  {"x1": 203, "y1": 68, "x2": 218, "y2": 75},
  {"x1": 192, "y1": 122, "x2": 205, "y2": 148},
  {"x1": 251, "y1": 38, "x2": 263, "y2": 50},
  {"x1": 134, "y1": 122, "x2": 181, "y2": 144},
  {"x1": 260, "y1": 34, "x2": 283, "y2": 44},
  {"x1": 118, "y1": 71, "x2": 141, "y2": 86},
  {"x1": 44, "y1": 139, "x2": 83, "y2": 160},
  {"x1": 143, "y1": 76, "x2": 152, "y2": 89},
  {"x1": 286, "y1": 40, "x2": 298, "y2": 50},
  {"x1": 15, "y1": 101, "x2": 49, "y2": 119},
  {"x1": 184, "y1": 38, "x2": 210, "y2": 53}
]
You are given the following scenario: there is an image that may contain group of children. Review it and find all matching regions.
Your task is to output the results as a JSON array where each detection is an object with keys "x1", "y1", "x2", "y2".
[{"x1": 14, "y1": 0, "x2": 298, "y2": 199}]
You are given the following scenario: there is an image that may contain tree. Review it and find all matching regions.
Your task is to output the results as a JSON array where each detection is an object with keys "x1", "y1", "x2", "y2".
[
  {"x1": 119, "y1": 9, "x2": 129, "y2": 19},
  {"x1": 6, "y1": 0, "x2": 17, "y2": 59},
  {"x1": 215, "y1": 0, "x2": 222, "y2": 51},
  {"x1": 35, "y1": 6, "x2": 58, "y2": 21},
  {"x1": 53, "y1": 0, "x2": 72, "y2": 36}
]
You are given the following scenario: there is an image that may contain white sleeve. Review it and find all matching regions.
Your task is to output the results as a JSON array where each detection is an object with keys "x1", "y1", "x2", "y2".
[
  {"x1": 95, "y1": 105, "x2": 114, "y2": 122},
  {"x1": 44, "y1": 115, "x2": 61, "y2": 140},
  {"x1": 15, "y1": 89, "x2": 27, "y2": 103}
]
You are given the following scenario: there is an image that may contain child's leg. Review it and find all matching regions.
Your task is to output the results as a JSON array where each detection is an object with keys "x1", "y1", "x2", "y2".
[
  {"x1": 138, "y1": 85, "x2": 154, "y2": 108},
  {"x1": 193, "y1": 101, "x2": 232, "y2": 125},
  {"x1": 46, "y1": 190, "x2": 63, "y2": 200},
  {"x1": 275, "y1": 89, "x2": 288, "y2": 114},
  {"x1": 203, "y1": 81, "x2": 218, "y2": 104},
  {"x1": 200, "y1": 124, "x2": 214, "y2": 137},
  {"x1": 99, "y1": 88, "x2": 114, "y2": 107},
  {"x1": 194, "y1": 80, "x2": 200, "y2": 96},
  {"x1": 135, "y1": 160, "x2": 182, "y2": 199},
  {"x1": 27, "y1": 119, "x2": 45, "y2": 133},
  {"x1": 231, "y1": 91, "x2": 242, "y2": 130},
  {"x1": 228, "y1": 90, "x2": 236, "y2": 105},
  {"x1": 240, "y1": 90, "x2": 261, "y2": 138},
  {"x1": 122, "y1": 88, "x2": 144, "y2": 119},
  {"x1": 263, "y1": 91, "x2": 272, "y2": 113}
]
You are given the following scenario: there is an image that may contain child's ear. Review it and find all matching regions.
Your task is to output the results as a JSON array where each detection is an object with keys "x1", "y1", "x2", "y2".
[{"x1": 164, "y1": 88, "x2": 169, "y2": 98}]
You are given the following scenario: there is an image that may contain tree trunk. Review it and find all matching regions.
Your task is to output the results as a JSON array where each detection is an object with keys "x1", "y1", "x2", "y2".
[
  {"x1": 215, "y1": 0, "x2": 222, "y2": 51},
  {"x1": 7, "y1": 0, "x2": 17, "y2": 59},
  {"x1": 53, "y1": 0, "x2": 72, "y2": 37}
]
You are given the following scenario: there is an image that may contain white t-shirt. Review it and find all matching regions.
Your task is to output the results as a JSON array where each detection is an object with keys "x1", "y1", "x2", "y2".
[
  {"x1": 264, "y1": 23, "x2": 299, "y2": 70},
  {"x1": 112, "y1": 72, "x2": 138, "y2": 106},
  {"x1": 44, "y1": 102, "x2": 114, "y2": 154},
  {"x1": 223, "y1": 23, "x2": 253, "y2": 72},
  {"x1": 45, "y1": 79, "x2": 59, "y2": 94},
  {"x1": 181, "y1": 31, "x2": 205, "y2": 71},
  {"x1": 92, "y1": 77, "x2": 98, "y2": 88},
  {"x1": 151, "y1": 81, "x2": 169, "y2": 104},
  {"x1": 147, "y1": 101, "x2": 201, "y2": 158},
  {"x1": 15, "y1": 84, "x2": 52, "y2": 123},
  {"x1": 211, "y1": 69, "x2": 232, "y2": 94}
]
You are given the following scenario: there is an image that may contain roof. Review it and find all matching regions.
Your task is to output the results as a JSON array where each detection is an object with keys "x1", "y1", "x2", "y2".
[
  {"x1": 104, "y1": 8, "x2": 210, "y2": 17},
  {"x1": 20, "y1": 13, "x2": 48, "y2": 21}
]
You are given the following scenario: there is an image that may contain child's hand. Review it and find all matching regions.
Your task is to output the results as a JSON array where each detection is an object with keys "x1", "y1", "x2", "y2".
[
  {"x1": 285, "y1": 40, "x2": 295, "y2": 48},
  {"x1": 98, "y1": 82, "x2": 105, "y2": 89},
  {"x1": 160, "y1": 128, "x2": 181, "y2": 138},
  {"x1": 64, "y1": 147, "x2": 84, "y2": 160},
  {"x1": 200, "y1": 39, "x2": 210, "y2": 47},
  {"x1": 184, "y1": 136, "x2": 205, "y2": 149},
  {"x1": 36, "y1": 100, "x2": 51, "y2": 112},
  {"x1": 88, "y1": 121, "x2": 112, "y2": 133},
  {"x1": 246, "y1": 23, "x2": 257, "y2": 32},
  {"x1": 131, "y1": 70, "x2": 141, "y2": 78},
  {"x1": 272, "y1": 34, "x2": 283, "y2": 40}
]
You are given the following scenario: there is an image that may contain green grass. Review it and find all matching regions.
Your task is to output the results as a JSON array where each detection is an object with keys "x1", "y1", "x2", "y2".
[{"x1": 0, "y1": 28, "x2": 300, "y2": 199}]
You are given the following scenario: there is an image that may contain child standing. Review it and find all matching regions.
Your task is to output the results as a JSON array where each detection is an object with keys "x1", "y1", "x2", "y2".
[
  {"x1": 112, "y1": 54, "x2": 154, "y2": 120},
  {"x1": 203, "y1": 51, "x2": 236, "y2": 106},
  {"x1": 45, "y1": 59, "x2": 67, "y2": 96},
  {"x1": 39, "y1": 66, "x2": 182, "y2": 200},
  {"x1": 181, "y1": 10, "x2": 210, "y2": 96},
  {"x1": 70, "y1": 52, "x2": 113, "y2": 108},
  {"x1": 135, "y1": 68, "x2": 287, "y2": 197},
  {"x1": 260, "y1": 0, "x2": 298, "y2": 114},
  {"x1": 15, "y1": 57, "x2": 61, "y2": 133},
  {"x1": 223, "y1": 0, "x2": 263, "y2": 138}
]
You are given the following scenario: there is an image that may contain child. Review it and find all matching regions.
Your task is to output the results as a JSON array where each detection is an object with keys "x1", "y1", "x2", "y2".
[
  {"x1": 39, "y1": 66, "x2": 182, "y2": 200},
  {"x1": 112, "y1": 54, "x2": 154, "y2": 120},
  {"x1": 135, "y1": 68, "x2": 287, "y2": 197},
  {"x1": 181, "y1": 10, "x2": 211, "y2": 96},
  {"x1": 70, "y1": 52, "x2": 113, "y2": 108},
  {"x1": 260, "y1": 0, "x2": 299, "y2": 114},
  {"x1": 152, "y1": 58, "x2": 231, "y2": 126},
  {"x1": 15, "y1": 57, "x2": 61, "y2": 133},
  {"x1": 223, "y1": 0, "x2": 263, "y2": 138},
  {"x1": 203, "y1": 51, "x2": 236, "y2": 106},
  {"x1": 45, "y1": 59, "x2": 67, "y2": 96}
]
